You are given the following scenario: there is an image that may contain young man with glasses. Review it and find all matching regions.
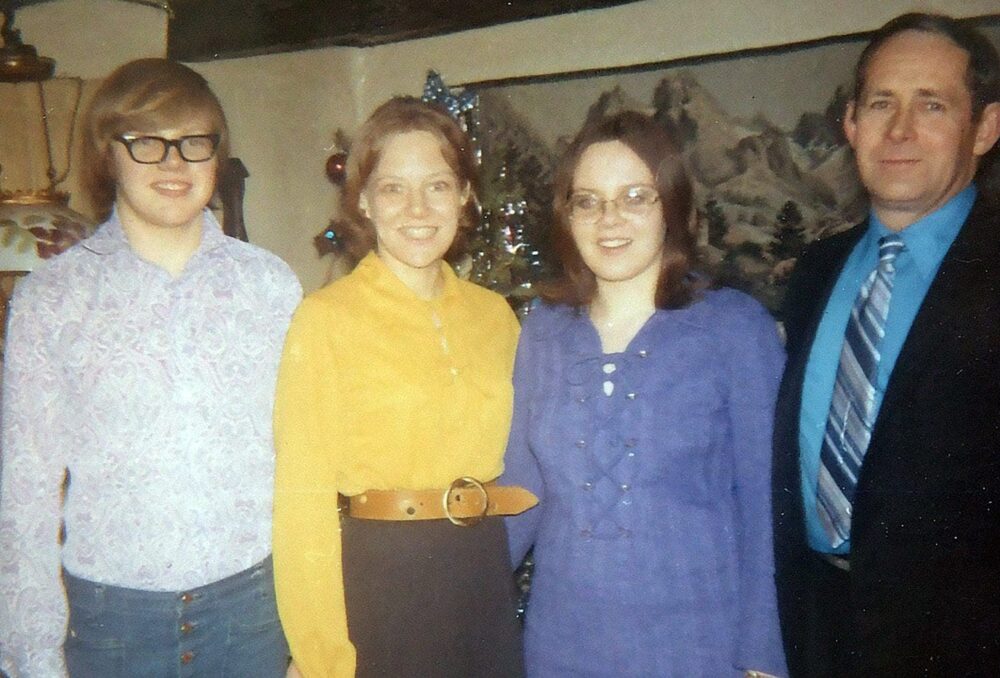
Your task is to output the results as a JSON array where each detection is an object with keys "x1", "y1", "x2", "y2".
[{"x1": 0, "y1": 59, "x2": 301, "y2": 677}]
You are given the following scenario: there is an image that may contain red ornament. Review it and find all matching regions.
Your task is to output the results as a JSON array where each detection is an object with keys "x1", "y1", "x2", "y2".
[{"x1": 325, "y1": 151, "x2": 348, "y2": 185}]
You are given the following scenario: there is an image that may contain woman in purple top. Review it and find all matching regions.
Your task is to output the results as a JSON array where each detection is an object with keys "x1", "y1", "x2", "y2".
[{"x1": 502, "y1": 111, "x2": 787, "y2": 677}]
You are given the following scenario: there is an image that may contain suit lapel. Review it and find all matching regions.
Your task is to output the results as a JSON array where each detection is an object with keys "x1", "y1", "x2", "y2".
[
  {"x1": 875, "y1": 199, "x2": 998, "y2": 427},
  {"x1": 786, "y1": 225, "x2": 866, "y2": 411}
]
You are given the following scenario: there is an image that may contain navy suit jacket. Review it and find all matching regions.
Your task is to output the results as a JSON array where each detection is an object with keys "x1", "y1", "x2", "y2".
[{"x1": 772, "y1": 193, "x2": 1000, "y2": 676}]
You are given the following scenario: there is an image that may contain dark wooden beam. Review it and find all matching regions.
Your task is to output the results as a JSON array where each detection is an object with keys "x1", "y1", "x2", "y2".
[{"x1": 168, "y1": 0, "x2": 641, "y2": 61}]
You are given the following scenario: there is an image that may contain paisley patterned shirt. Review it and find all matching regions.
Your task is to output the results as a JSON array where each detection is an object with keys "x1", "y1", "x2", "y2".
[{"x1": 0, "y1": 210, "x2": 301, "y2": 676}]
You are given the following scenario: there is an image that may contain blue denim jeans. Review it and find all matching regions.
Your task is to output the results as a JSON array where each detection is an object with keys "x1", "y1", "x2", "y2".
[{"x1": 63, "y1": 557, "x2": 288, "y2": 678}]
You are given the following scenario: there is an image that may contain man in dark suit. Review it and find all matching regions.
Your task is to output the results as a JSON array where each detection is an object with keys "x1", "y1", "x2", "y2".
[{"x1": 772, "y1": 13, "x2": 1000, "y2": 677}]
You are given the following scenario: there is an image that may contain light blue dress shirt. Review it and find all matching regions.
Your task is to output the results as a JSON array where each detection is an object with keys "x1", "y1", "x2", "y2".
[{"x1": 799, "y1": 185, "x2": 976, "y2": 553}]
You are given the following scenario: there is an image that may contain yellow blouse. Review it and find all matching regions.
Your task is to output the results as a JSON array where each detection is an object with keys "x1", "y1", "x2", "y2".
[{"x1": 272, "y1": 252, "x2": 520, "y2": 678}]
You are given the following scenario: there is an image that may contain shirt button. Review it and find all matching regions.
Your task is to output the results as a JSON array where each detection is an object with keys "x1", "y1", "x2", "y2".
[
  {"x1": 627, "y1": 451, "x2": 636, "y2": 458},
  {"x1": 575, "y1": 439, "x2": 586, "y2": 448},
  {"x1": 626, "y1": 392, "x2": 637, "y2": 400},
  {"x1": 583, "y1": 481, "x2": 593, "y2": 490},
  {"x1": 576, "y1": 396, "x2": 586, "y2": 404},
  {"x1": 180, "y1": 621, "x2": 194, "y2": 634},
  {"x1": 179, "y1": 592, "x2": 194, "y2": 603},
  {"x1": 180, "y1": 651, "x2": 195, "y2": 664},
  {"x1": 580, "y1": 529, "x2": 592, "y2": 538},
  {"x1": 638, "y1": 349, "x2": 648, "y2": 358},
  {"x1": 620, "y1": 484, "x2": 630, "y2": 492}
]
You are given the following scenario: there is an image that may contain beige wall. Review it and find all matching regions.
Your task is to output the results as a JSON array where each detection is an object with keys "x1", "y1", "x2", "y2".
[
  {"x1": 353, "y1": 0, "x2": 1000, "y2": 117},
  {"x1": 5, "y1": 0, "x2": 997, "y2": 291},
  {"x1": 189, "y1": 49, "x2": 359, "y2": 291}
]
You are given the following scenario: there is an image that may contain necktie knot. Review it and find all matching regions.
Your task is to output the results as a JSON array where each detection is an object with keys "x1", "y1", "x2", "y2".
[{"x1": 878, "y1": 235, "x2": 906, "y2": 270}]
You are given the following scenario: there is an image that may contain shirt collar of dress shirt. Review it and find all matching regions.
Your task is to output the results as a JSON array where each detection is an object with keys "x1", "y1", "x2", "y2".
[
  {"x1": 356, "y1": 250, "x2": 461, "y2": 303},
  {"x1": 82, "y1": 207, "x2": 239, "y2": 261},
  {"x1": 867, "y1": 183, "x2": 976, "y2": 280}
]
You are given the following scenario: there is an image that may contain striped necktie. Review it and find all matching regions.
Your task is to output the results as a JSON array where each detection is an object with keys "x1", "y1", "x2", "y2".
[{"x1": 817, "y1": 234, "x2": 906, "y2": 549}]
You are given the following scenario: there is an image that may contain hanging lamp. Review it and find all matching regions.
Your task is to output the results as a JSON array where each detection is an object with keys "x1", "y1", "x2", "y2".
[{"x1": 0, "y1": 4, "x2": 94, "y2": 273}]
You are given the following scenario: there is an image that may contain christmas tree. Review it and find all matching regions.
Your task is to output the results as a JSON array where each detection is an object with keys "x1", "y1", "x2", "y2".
[{"x1": 422, "y1": 71, "x2": 549, "y2": 315}]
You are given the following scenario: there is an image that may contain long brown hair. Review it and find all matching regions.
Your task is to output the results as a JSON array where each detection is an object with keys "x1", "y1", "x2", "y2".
[
  {"x1": 543, "y1": 110, "x2": 697, "y2": 309},
  {"x1": 339, "y1": 96, "x2": 480, "y2": 264}
]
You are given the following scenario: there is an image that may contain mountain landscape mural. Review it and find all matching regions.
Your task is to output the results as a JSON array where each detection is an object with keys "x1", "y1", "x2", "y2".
[{"x1": 478, "y1": 69, "x2": 866, "y2": 314}]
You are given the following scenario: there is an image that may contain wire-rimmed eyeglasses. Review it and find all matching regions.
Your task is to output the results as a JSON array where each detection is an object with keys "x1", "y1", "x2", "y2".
[
  {"x1": 114, "y1": 134, "x2": 221, "y2": 164},
  {"x1": 568, "y1": 185, "x2": 660, "y2": 223}
]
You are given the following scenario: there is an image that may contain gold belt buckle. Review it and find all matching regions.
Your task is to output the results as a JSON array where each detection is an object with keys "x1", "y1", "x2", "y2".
[{"x1": 443, "y1": 476, "x2": 489, "y2": 527}]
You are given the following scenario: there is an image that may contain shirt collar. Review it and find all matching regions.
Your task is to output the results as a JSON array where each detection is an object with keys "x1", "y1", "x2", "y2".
[
  {"x1": 867, "y1": 184, "x2": 975, "y2": 279},
  {"x1": 356, "y1": 250, "x2": 461, "y2": 303},
  {"x1": 82, "y1": 208, "x2": 234, "y2": 259}
]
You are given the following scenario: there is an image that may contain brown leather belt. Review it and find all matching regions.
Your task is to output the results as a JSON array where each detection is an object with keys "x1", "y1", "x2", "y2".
[{"x1": 340, "y1": 477, "x2": 538, "y2": 526}]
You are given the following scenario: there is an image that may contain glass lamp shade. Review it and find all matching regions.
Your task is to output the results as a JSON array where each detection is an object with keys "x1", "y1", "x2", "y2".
[{"x1": 0, "y1": 189, "x2": 95, "y2": 272}]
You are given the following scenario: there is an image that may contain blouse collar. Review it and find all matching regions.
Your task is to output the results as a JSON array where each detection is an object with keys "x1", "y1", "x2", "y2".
[{"x1": 355, "y1": 251, "x2": 461, "y2": 304}]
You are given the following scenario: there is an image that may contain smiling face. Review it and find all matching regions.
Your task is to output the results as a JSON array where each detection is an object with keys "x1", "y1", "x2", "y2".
[
  {"x1": 845, "y1": 30, "x2": 1000, "y2": 230},
  {"x1": 111, "y1": 119, "x2": 218, "y2": 237},
  {"x1": 569, "y1": 140, "x2": 666, "y2": 291},
  {"x1": 359, "y1": 129, "x2": 469, "y2": 286}
]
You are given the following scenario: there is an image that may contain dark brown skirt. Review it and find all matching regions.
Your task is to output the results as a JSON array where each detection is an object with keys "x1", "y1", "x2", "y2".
[{"x1": 342, "y1": 514, "x2": 525, "y2": 678}]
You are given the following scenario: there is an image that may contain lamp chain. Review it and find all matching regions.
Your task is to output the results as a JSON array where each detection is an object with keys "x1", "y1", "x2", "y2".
[{"x1": 35, "y1": 77, "x2": 84, "y2": 191}]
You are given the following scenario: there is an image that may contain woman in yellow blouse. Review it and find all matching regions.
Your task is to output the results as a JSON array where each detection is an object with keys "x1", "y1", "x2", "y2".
[{"x1": 273, "y1": 97, "x2": 533, "y2": 678}]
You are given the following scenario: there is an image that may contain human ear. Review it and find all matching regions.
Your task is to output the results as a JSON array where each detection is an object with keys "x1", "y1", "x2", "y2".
[
  {"x1": 843, "y1": 100, "x2": 858, "y2": 149},
  {"x1": 972, "y1": 102, "x2": 1000, "y2": 158}
]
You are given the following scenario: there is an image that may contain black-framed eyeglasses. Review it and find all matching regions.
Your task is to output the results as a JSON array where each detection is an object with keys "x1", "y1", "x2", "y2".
[
  {"x1": 568, "y1": 185, "x2": 660, "y2": 223},
  {"x1": 114, "y1": 134, "x2": 221, "y2": 164}
]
